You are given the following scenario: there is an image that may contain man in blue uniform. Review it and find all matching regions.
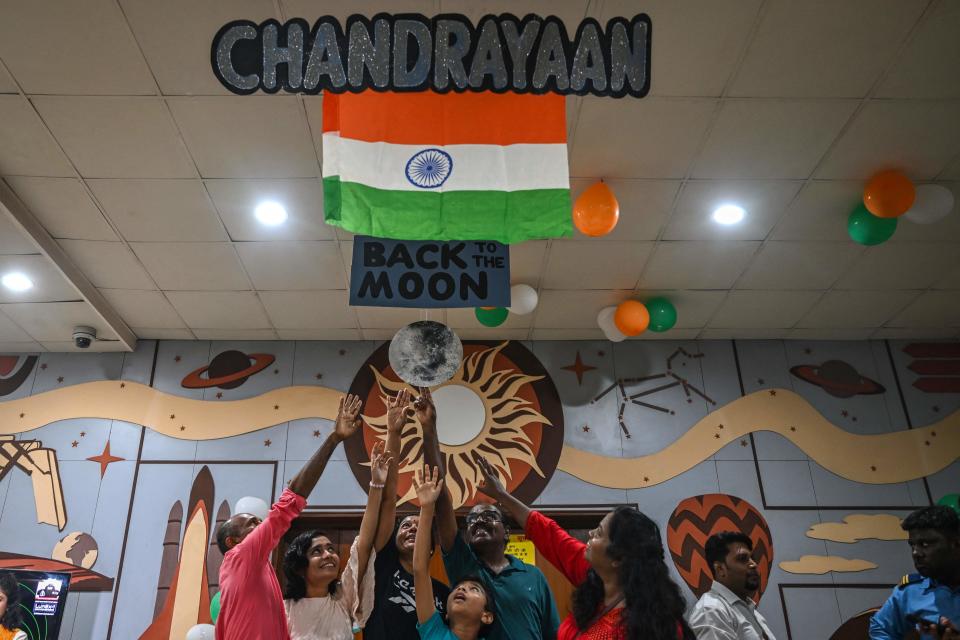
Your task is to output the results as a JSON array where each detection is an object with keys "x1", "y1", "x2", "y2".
[{"x1": 870, "y1": 505, "x2": 960, "y2": 639}]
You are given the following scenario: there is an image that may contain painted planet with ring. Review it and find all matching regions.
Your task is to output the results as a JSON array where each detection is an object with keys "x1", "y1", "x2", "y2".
[
  {"x1": 789, "y1": 360, "x2": 885, "y2": 398},
  {"x1": 181, "y1": 350, "x2": 275, "y2": 389}
]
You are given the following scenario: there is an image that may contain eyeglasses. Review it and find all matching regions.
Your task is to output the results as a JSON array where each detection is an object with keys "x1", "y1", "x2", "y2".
[{"x1": 466, "y1": 511, "x2": 503, "y2": 525}]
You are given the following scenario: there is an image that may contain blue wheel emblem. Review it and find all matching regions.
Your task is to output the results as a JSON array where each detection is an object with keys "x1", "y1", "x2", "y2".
[{"x1": 405, "y1": 148, "x2": 453, "y2": 189}]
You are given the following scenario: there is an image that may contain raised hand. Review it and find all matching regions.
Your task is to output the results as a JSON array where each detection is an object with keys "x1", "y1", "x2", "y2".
[
  {"x1": 334, "y1": 393, "x2": 363, "y2": 441},
  {"x1": 413, "y1": 387, "x2": 436, "y2": 429},
  {"x1": 386, "y1": 388, "x2": 413, "y2": 434},
  {"x1": 369, "y1": 441, "x2": 392, "y2": 486},
  {"x1": 412, "y1": 465, "x2": 444, "y2": 506},
  {"x1": 473, "y1": 454, "x2": 507, "y2": 500}
]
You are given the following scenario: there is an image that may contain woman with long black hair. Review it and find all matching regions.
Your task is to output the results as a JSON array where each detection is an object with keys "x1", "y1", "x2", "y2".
[
  {"x1": 0, "y1": 572, "x2": 26, "y2": 640},
  {"x1": 475, "y1": 456, "x2": 695, "y2": 640}
]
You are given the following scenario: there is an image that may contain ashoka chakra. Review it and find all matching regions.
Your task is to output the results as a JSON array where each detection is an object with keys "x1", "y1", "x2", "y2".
[{"x1": 405, "y1": 148, "x2": 453, "y2": 189}]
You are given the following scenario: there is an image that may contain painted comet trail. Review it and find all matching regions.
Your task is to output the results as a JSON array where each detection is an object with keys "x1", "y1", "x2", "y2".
[{"x1": 1, "y1": 382, "x2": 957, "y2": 488}]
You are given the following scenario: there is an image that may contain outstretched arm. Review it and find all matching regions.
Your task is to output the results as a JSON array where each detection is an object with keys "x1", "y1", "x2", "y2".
[
  {"x1": 289, "y1": 393, "x2": 363, "y2": 499},
  {"x1": 374, "y1": 389, "x2": 411, "y2": 551},
  {"x1": 355, "y1": 442, "x2": 390, "y2": 587},
  {"x1": 416, "y1": 389, "x2": 457, "y2": 551},
  {"x1": 412, "y1": 465, "x2": 444, "y2": 625},
  {"x1": 475, "y1": 454, "x2": 531, "y2": 529}
]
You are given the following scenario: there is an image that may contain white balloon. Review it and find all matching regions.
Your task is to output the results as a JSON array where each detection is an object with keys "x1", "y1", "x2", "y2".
[
  {"x1": 234, "y1": 496, "x2": 269, "y2": 521},
  {"x1": 597, "y1": 307, "x2": 626, "y2": 343},
  {"x1": 186, "y1": 623, "x2": 215, "y2": 640},
  {"x1": 508, "y1": 284, "x2": 539, "y2": 315},
  {"x1": 904, "y1": 184, "x2": 955, "y2": 225}
]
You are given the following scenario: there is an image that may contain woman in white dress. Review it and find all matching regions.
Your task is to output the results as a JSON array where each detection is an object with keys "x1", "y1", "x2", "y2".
[{"x1": 282, "y1": 441, "x2": 392, "y2": 640}]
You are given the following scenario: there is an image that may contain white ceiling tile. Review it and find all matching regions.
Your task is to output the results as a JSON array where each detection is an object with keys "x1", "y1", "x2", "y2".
[
  {"x1": 692, "y1": 100, "x2": 858, "y2": 179},
  {"x1": 639, "y1": 241, "x2": 760, "y2": 289},
  {"x1": 0, "y1": 0, "x2": 156, "y2": 95},
  {"x1": 708, "y1": 290, "x2": 822, "y2": 328},
  {"x1": 191, "y1": 329, "x2": 278, "y2": 340},
  {"x1": 603, "y1": 0, "x2": 762, "y2": 97},
  {"x1": 797, "y1": 290, "x2": 920, "y2": 328},
  {"x1": 0, "y1": 254, "x2": 80, "y2": 303},
  {"x1": 632, "y1": 328, "x2": 702, "y2": 340},
  {"x1": 446, "y1": 307, "x2": 533, "y2": 330},
  {"x1": 697, "y1": 328, "x2": 790, "y2": 339},
  {"x1": 0, "y1": 340, "x2": 44, "y2": 352},
  {"x1": 564, "y1": 179, "x2": 679, "y2": 242},
  {"x1": 87, "y1": 179, "x2": 227, "y2": 241},
  {"x1": 58, "y1": 240, "x2": 155, "y2": 289},
  {"x1": 204, "y1": 178, "x2": 333, "y2": 240},
  {"x1": 787, "y1": 328, "x2": 876, "y2": 340},
  {"x1": 302, "y1": 95, "x2": 325, "y2": 163},
  {"x1": 33, "y1": 97, "x2": 196, "y2": 179},
  {"x1": 729, "y1": 0, "x2": 925, "y2": 97},
  {"x1": 835, "y1": 243, "x2": 960, "y2": 290},
  {"x1": 771, "y1": 181, "x2": 862, "y2": 242},
  {"x1": 889, "y1": 291, "x2": 960, "y2": 328},
  {"x1": 119, "y1": 0, "x2": 278, "y2": 95},
  {"x1": 0, "y1": 215, "x2": 38, "y2": 255},
  {"x1": 871, "y1": 327, "x2": 960, "y2": 340},
  {"x1": 166, "y1": 291, "x2": 270, "y2": 329},
  {"x1": 132, "y1": 327, "x2": 195, "y2": 340},
  {"x1": 168, "y1": 97, "x2": 318, "y2": 178},
  {"x1": 283, "y1": 0, "x2": 436, "y2": 24},
  {"x1": 40, "y1": 340, "x2": 130, "y2": 352},
  {"x1": 534, "y1": 290, "x2": 633, "y2": 329},
  {"x1": 877, "y1": 0, "x2": 960, "y2": 99},
  {"x1": 815, "y1": 101, "x2": 960, "y2": 180},
  {"x1": 737, "y1": 241, "x2": 863, "y2": 290},
  {"x1": 236, "y1": 241, "x2": 346, "y2": 290},
  {"x1": 636, "y1": 290, "x2": 728, "y2": 329},
  {"x1": 530, "y1": 328, "x2": 608, "y2": 340},
  {"x1": 354, "y1": 306, "x2": 428, "y2": 329},
  {"x1": 508, "y1": 241, "x2": 548, "y2": 285},
  {"x1": 98, "y1": 289, "x2": 186, "y2": 329},
  {"x1": 5, "y1": 177, "x2": 117, "y2": 241},
  {"x1": 131, "y1": 242, "x2": 249, "y2": 290},
  {"x1": 663, "y1": 180, "x2": 801, "y2": 240},
  {"x1": 276, "y1": 329, "x2": 363, "y2": 340},
  {"x1": 260, "y1": 290, "x2": 356, "y2": 329},
  {"x1": 0, "y1": 65, "x2": 16, "y2": 94},
  {"x1": 0, "y1": 301, "x2": 119, "y2": 342},
  {"x1": 571, "y1": 97, "x2": 715, "y2": 178},
  {"x1": 542, "y1": 241, "x2": 652, "y2": 289},
  {"x1": 0, "y1": 97, "x2": 73, "y2": 177},
  {"x1": 888, "y1": 183, "x2": 960, "y2": 243},
  {"x1": 0, "y1": 310, "x2": 33, "y2": 342},
  {"x1": 942, "y1": 157, "x2": 960, "y2": 181},
  {"x1": 360, "y1": 329, "x2": 399, "y2": 341}
]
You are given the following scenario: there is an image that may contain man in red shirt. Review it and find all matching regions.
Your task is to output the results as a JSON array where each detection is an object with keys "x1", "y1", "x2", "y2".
[{"x1": 214, "y1": 394, "x2": 364, "y2": 640}]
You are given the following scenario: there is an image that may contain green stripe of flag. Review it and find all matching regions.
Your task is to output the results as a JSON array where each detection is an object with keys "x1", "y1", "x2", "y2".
[{"x1": 323, "y1": 177, "x2": 572, "y2": 244}]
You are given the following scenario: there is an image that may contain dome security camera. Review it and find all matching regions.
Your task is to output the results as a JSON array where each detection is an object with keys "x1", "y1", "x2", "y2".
[{"x1": 72, "y1": 326, "x2": 96, "y2": 349}]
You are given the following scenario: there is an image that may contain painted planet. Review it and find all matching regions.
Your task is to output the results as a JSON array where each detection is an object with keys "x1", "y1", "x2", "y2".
[
  {"x1": 388, "y1": 321, "x2": 463, "y2": 387},
  {"x1": 52, "y1": 532, "x2": 98, "y2": 569},
  {"x1": 667, "y1": 494, "x2": 773, "y2": 603},
  {"x1": 181, "y1": 350, "x2": 275, "y2": 389},
  {"x1": 789, "y1": 360, "x2": 885, "y2": 398}
]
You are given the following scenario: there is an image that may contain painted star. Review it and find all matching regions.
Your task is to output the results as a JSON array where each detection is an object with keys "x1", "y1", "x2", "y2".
[
  {"x1": 315, "y1": 373, "x2": 323, "y2": 380},
  {"x1": 216, "y1": 392, "x2": 223, "y2": 399},
  {"x1": 841, "y1": 410, "x2": 848, "y2": 417},
  {"x1": 56, "y1": 376, "x2": 64, "y2": 383},
  {"x1": 714, "y1": 433, "x2": 721, "y2": 439},
  {"x1": 803, "y1": 347, "x2": 812, "y2": 355},
  {"x1": 561, "y1": 351, "x2": 596, "y2": 386},
  {"x1": 274, "y1": 369, "x2": 279, "y2": 375},
  {"x1": 582, "y1": 425, "x2": 590, "y2": 433},
  {"x1": 313, "y1": 430, "x2": 321, "y2": 438},
  {"x1": 339, "y1": 349, "x2": 346, "y2": 356},
  {"x1": 87, "y1": 441, "x2": 124, "y2": 478},
  {"x1": 740, "y1": 439, "x2": 748, "y2": 447},
  {"x1": 71, "y1": 440, "x2": 78, "y2": 448},
  {"x1": 80, "y1": 431, "x2": 86, "y2": 438},
  {"x1": 768, "y1": 390, "x2": 777, "y2": 396},
  {"x1": 119, "y1": 382, "x2": 125, "y2": 389},
  {"x1": 932, "y1": 406, "x2": 940, "y2": 413},
  {"x1": 274, "y1": 404, "x2": 280, "y2": 410},
  {"x1": 180, "y1": 425, "x2": 186, "y2": 431},
  {"x1": 757, "y1": 378, "x2": 765, "y2": 385},
  {"x1": 264, "y1": 439, "x2": 272, "y2": 447},
  {"x1": 40, "y1": 363, "x2": 47, "y2": 370},
  {"x1": 174, "y1": 355, "x2": 181, "y2": 362}
]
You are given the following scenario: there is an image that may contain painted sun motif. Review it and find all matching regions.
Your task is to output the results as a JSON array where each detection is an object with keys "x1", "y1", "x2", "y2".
[{"x1": 363, "y1": 342, "x2": 553, "y2": 508}]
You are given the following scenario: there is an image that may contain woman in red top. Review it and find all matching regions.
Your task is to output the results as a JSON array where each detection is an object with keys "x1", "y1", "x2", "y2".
[{"x1": 475, "y1": 456, "x2": 694, "y2": 640}]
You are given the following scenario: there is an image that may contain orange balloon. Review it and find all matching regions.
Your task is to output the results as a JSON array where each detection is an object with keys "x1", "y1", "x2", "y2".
[
  {"x1": 573, "y1": 182, "x2": 619, "y2": 236},
  {"x1": 614, "y1": 300, "x2": 649, "y2": 337},
  {"x1": 480, "y1": 307, "x2": 495, "y2": 310},
  {"x1": 863, "y1": 170, "x2": 915, "y2": 218}
]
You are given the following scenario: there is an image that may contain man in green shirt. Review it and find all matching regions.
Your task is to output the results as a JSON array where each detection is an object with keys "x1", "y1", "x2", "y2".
[{"x1": 415, "y1": 390, "x2": 559, "y2": 640}]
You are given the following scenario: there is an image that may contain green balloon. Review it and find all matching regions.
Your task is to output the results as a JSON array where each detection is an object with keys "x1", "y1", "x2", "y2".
[
  {"x1": 646, "y1": 297, "x2": 677, "y2": 332},
  {"x1": 475, "y1": 307, "x2": 508, "y2": 327},
  {"x1": 211, "y1": 591, "x2": 221, "y2": 623},
  {"x1": 848, "y1": 204, "x2": 897, "y2": 246},
  {"x1": 937, "y1": 494, "x2": 960, "y2": 515}
]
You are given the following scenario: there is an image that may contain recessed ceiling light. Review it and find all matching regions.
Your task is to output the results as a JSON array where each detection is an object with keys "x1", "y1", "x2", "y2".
[
  {"x1": 713, "y1": 204, "x2": 746, "y2": 225},
  {"x1": 255, "y1": 201, "x2": 288, "y2": 226},
  {"x1": 1, "y1": 272, "x2": 33, "y2": 292}
]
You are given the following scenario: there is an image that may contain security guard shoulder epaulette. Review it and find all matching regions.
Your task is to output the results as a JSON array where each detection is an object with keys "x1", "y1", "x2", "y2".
[{"x1": 897, "y1": 573, "x2": 924, "y2": 590}]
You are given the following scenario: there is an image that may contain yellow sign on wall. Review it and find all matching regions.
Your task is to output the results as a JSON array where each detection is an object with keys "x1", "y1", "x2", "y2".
[{"x1": 506, "y1": 534, "x2": 536, "y2": 565}]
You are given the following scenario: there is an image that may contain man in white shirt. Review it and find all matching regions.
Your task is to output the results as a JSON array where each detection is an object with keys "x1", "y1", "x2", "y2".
[{"x1": 688, "y1": 531, "x2": 777, "y2": 640}]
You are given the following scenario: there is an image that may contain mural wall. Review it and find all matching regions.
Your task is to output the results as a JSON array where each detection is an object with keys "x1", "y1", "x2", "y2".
[{"x1": 1, "y1": 338, "x2": 958, "y2": 639}]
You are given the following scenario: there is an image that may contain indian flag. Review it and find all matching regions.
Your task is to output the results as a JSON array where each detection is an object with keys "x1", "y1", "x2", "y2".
[{"x1": 321, "y1": 91, "x2": 572, "y2": 244}]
